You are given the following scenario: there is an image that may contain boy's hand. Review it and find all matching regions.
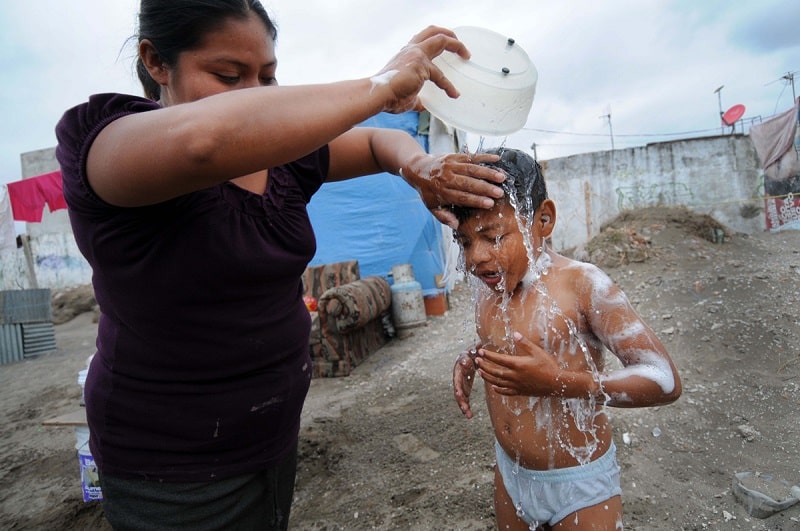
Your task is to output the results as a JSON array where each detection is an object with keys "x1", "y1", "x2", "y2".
[
  {"x1": 476, "y1": 333, "x2": 562, "y2": 396},
  {"x1": 453, "y1": 347, "x2": 479, "y2": 419}
]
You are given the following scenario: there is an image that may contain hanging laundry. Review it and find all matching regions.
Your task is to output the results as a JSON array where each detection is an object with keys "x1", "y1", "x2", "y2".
[
  {"x1": 750, "y1": 98, "x2": 800, "y2": 182},
  {"x1": 6, "y1": 170, "x2": 66, "y2": 222}
]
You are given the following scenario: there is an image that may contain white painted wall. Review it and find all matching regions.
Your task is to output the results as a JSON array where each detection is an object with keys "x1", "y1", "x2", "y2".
[{"x1": 544, "y1": 134, "x2": 764, "y2": 251}]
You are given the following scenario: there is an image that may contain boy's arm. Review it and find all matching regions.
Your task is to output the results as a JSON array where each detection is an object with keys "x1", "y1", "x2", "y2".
[
  {"x1": 476, "y1": 265, "x2": 681, "y2": 407},
  {"x1": 452, "y1": 344, "x2": 480, "y2": 419},
  {"x1": 585, "y1": 272, "x2": 682, "y2": 407}
]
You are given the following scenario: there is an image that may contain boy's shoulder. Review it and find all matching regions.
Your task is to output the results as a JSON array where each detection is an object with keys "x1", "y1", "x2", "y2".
[
  {"x1": 551, "y1": 252, "x2": 605, "y2": 276},
  {"x1": 549, "y1": 253, "x2": 615, "y2": 290}
]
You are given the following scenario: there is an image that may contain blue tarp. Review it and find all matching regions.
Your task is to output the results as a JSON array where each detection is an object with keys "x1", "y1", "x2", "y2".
[{"x1": 307, "y1": 111, "x2": 445, "y2": 293}]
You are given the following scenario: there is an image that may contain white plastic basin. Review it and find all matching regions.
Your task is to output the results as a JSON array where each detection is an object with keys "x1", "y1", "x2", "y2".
[{"x1": 418, "y1": 26, "x2": 537, "y2": 136}]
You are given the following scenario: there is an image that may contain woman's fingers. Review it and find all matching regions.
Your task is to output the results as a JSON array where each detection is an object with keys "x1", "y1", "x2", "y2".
[{"x1": 378, "y1": 27, "x2": 471, "y2": 113}]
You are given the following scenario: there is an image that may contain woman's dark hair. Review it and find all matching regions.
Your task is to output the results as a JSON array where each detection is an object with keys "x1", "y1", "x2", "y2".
[
  {"x1": 452, "y1": 147, "x2": 547, "y2": 224},
  {"x1": 135, "y1": 0, "x2": 277, "y2": 101}
]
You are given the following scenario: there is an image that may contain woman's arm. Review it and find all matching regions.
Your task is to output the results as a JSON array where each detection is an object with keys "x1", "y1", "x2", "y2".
[
  {"x1": 85, "y1": 27, "x2": 476, "y2": 207},
  {"x1": 327, "y1": 127, "x2": 505, "y2": 226}
]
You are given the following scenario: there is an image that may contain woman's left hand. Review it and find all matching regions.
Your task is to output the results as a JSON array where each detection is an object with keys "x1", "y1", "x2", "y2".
[{"x1": 403, "y1": 152, "x2": 506, "y2": 227}]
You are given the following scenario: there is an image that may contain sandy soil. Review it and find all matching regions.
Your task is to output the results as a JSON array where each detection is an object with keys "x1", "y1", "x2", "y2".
[{"x1": 1, "y1": 206, "x2": 799, "y2": 530}]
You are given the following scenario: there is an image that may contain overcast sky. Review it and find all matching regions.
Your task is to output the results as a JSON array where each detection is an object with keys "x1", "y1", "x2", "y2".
[{"x1": 1, "y1": 0, "x2": 798, "y2": 187}]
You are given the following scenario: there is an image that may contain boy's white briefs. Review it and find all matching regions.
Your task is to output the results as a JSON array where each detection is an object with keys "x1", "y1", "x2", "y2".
[{"x1": 494, "y1": 439, "x2": 622, "y2": 527}]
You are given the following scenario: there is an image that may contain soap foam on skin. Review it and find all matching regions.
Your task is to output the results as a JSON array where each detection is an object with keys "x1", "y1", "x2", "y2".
[
  {"x1": 600, "y1": 349, "x2": 676, "y2": 394},
  {"x1": 568, "y1": 262, "x2": 676, "y2": 394},
  {"x1": 607, "y1": 391, "x2": 633, "y2": 404},
  {"x1": 370, "y1": 70, "x2": 398, "y2": 92},
  {"x1": 603, "y1": 321, "x2": 648, "y2": 349},
  {"x1": 519, "y1": 253, "x2": 551, "y2": 290}
]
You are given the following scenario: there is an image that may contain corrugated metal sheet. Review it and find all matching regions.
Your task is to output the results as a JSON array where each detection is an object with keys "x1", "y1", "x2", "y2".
[
  {"x1": 21, "y1": 322, "x2": 57, "y2": 357},
  {"x1": 0, "y1": 289, "x2": 52, "y2": 324},
  {"x1": 0, "y1": 321, "x2": 57, "y2": 364},
  {"x1": 0, "y1": 324, "x2": 24, "y2": 365},
  {"x1": 0, "y1": 289, "x2": 55, "y2": 364}
]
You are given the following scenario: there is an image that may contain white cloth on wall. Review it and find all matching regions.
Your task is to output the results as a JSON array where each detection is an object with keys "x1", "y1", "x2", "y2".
[
  {"x1": 440, "y1": 224, "x2": 465, "y2": 291},
  {"x1": 0, "y1": 185, "x2": 17, "y2": 253},
  {"x1": 749, "y1": 98, "x2": 800, "y2": 181},
  {"x1": 428, "y1": 115, "x2": 464, "y2": 155}
]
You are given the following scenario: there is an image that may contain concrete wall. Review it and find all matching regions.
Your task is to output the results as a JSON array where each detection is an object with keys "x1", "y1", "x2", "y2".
[
  {"x1": 1, "y1": 133, "x2": 767, "y2": 290},
  {"x1": 544, "y1": 134, "x2": 764, "y2": 251}
]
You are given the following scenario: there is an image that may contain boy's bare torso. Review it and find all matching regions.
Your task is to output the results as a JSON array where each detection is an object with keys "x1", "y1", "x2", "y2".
[{"x1": 476, "y1": 252, "x2": 613, "y2": 470}]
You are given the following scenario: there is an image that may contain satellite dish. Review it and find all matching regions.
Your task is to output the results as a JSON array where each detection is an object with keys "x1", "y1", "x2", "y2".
[{"x1": 722, "y1": 104, "x2": 745, "y2": 126}]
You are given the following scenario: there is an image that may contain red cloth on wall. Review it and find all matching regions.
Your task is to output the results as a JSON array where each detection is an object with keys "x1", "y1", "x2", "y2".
[{"x1": 6, "y1": 170, "x2": 65, "y2": 222}]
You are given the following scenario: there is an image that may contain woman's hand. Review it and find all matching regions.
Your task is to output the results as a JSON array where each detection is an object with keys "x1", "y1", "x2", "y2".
[
  {"x1": 453, "y1": 346, "x2": 479, "y2": 419},
  {"x1": 374, "y1": 26, "x2": 470, "y2": 114},
  {"x1": 403, "y1": 152, "x2": 506, "y2": 228}
]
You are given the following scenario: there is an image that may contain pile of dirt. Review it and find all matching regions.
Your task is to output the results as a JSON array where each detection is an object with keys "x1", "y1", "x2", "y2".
[
  {"x1": 50, "y1": 285, "x2": 97, "y2": 325},
  {"x1": 574, "y1": 206, "x2": 728, "y2": 268}
]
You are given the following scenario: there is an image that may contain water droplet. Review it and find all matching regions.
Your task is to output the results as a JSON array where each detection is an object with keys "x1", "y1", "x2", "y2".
[{"x1": 652, "y1": 426, "x2": 662, "y2": 437}]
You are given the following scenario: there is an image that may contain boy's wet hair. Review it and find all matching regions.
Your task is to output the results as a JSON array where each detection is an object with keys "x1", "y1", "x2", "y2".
[{"x1": 452, "y1": 147, "x2": 547, "y2": 224}]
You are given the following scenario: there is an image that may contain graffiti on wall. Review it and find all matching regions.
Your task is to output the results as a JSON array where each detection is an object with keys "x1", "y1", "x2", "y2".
[
  {"x1": 36, "y1": 254, "x2": 87, "y2": 271},
  {"x1": 615, "y1": 182, "x2": 695, "y2": 211}
]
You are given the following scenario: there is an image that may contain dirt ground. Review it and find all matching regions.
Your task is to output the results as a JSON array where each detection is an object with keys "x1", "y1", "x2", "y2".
[{"x1": 1, "y1": 206, "x2": 799, "y2": 530}]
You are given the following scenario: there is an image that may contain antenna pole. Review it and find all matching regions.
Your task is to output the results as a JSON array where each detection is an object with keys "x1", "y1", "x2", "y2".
[
  {"x1": 714, "y1": 85, "x2": 724, "y2": 134},
  {"x1": 783, "y1": 72, "x2": 797, "y2": 102},
  {"x1": 607, "y1": 113, "x2": 614, "y2": 151},
  {"x1": 766, "y1": 71, "x2": 799, "y2": 106},
  {"x1": 599, "y1": 111, "x2": 614, "y2": 151}
]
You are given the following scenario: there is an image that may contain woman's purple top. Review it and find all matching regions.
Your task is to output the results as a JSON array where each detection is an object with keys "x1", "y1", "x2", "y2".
[{"x1": 55, "y1": 93, "x2": 327, "y2": 482}]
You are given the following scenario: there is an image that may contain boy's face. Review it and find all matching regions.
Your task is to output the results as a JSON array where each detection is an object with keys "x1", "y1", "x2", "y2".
[{"x1": 455, "y1": 201, "x2": 534, "y2": 294}]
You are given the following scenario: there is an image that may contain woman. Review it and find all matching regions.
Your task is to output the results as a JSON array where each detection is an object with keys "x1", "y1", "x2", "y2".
[{"x1": 55, "y1": 1, "x2": 505, "y2": 529}]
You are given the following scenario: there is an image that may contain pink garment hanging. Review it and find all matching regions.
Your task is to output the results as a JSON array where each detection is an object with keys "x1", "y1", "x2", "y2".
[{"x1": 6, "y1": 170, "x2": 65, "y2": 222}]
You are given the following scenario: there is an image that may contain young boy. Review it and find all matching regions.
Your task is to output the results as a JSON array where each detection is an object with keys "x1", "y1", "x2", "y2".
[{"x1": 451, "y1": 148, "x2": 682, "y2": 530}]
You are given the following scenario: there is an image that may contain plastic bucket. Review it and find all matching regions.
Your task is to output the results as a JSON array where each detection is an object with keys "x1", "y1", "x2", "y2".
[{"x1": 75, "y1": 426, "x2": 102, "y2": 502}]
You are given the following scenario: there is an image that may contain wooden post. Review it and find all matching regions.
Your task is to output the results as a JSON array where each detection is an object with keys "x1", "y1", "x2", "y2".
[{"x1": 21, "y1": 235, "x2": 38, "y2": 289}]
